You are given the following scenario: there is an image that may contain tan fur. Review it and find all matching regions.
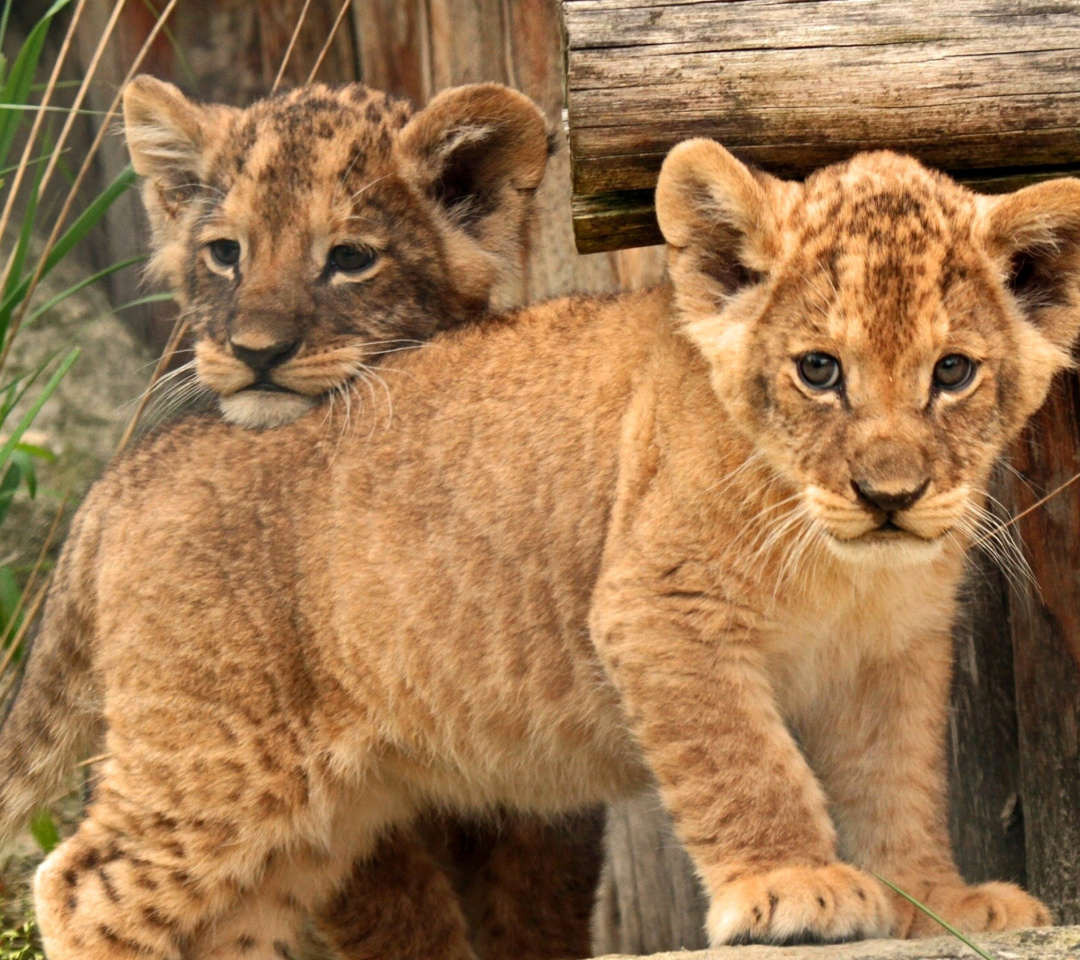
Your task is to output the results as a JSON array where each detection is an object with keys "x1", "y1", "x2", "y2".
[
  {"x1": 17, "y1": 77, "x2": 592, "y2": 960},
  {"x1": 127, "y1": 77, "x2": 597, "y2": 960},
  {"x1": 123, "y1": 76, "x2": 549, "y2": 429},
  {"x1": 6, "y1": 145, "x2": 1079, "y2": 957}
]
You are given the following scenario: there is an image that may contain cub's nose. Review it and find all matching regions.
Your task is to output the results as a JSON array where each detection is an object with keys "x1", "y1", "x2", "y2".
[
  {"x1": 229, "y1": 337, "x2": 301, "y2": 376},
  {"x1": 851, "y1": 478, "x2": 930, "y2": 514}
]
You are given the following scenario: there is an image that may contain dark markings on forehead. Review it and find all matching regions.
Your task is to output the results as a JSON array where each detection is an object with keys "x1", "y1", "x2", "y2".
[
  {"x1": 205, "y1": 84, "x2": 414, "y2": 200},
  {"x1": 939, "y1": 247, "x2": 980, "y2": 302},
  {"x1": 230, "y1": 120, "x2": 258, "y2": 177},
  {"x1": 790, "y1": 186, "x2": 946, "y2": 351},
  {"x1": 802, "y1": 187, "x2": 941, "y2": 251}
]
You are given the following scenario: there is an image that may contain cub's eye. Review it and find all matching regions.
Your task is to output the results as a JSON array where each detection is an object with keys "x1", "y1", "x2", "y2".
[
  {"x1": 933, "y1": 354, "x2": 976, "y2": 391},
  {"x1": 328, "y1": 244, "x2": 377, "y2": 274},
  {"x1": 797, "y1": 352, "x2": 842, "y2": 391},
  {"x1": 208, "y1": 239, "x2": 241, "y2": 268}
]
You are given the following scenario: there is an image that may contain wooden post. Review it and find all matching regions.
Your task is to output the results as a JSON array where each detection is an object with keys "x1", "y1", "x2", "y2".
[
  {"x1": 1005, "y1": 381, "x2": 1080, "y2": 924},
  {"x1": 593, "y1": 794, "x2": 707, "y2": 954},
  {"x1": 948, "y1": 543, "x2": 1027, "y2": 887}
]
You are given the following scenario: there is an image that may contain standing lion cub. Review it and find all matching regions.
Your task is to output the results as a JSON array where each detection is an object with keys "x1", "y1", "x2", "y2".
[{"x1": 3, "y1": 137, "x2": 1076, "y2": 958}]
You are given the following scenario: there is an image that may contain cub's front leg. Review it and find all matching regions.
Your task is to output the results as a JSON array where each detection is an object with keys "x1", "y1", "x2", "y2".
[
  {"x1": 796, "y1": 629, "x2": 1051, "y2": 937},
  {"x1": 591, "y1": 568, "x2": 892, "y2": 946}
]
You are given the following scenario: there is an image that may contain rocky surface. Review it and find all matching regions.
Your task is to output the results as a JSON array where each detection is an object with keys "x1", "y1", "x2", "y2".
[{"x1": 595, "y1": 926, "x2": 1080, "y2": 960}]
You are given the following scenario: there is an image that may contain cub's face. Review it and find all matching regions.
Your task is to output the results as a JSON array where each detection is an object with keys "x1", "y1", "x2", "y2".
[
  {"x1": 657, "y1": 144, "x2": 1080, "y2": 561},
  {"x1": 123, "y1": 78, "x2": 549, "y2": 428}
]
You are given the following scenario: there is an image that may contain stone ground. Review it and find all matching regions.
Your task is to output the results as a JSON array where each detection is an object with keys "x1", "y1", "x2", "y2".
[{"x1": 595, "y1": 927, "x2": 1080, "y2": 960}]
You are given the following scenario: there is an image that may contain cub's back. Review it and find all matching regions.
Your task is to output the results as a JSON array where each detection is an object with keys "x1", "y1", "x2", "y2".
[
  {"x1": 83, "y1": 286, "x2": 671, "y2": 800},
  {"x1": 94, "y1": 285, "x2": 672, "y2": 628}
]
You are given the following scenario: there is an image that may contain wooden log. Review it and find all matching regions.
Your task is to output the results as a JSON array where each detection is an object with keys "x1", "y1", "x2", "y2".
[{"x1": 562, "y1": 0, "x2": 1080, "y2": 251}]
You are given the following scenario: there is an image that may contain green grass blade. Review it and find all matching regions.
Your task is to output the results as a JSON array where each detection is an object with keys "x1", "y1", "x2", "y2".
[
  {"x1": 0, "y1": 354, "x2": 54, "y2": 422},
  {"x1": 0, "y1": 347, "x2": 79, "y2": 470},
  {"x1": 10, "y1": 448, "x2": 34, "y2": 497},
  {"x1": 25, "y1": 255, "x2": 147, "y2": 325},
  {"x1": 874, "y1": 875, "x2": 1000, "y2": 960},
  {"x1": 0, "y1": 460, "x2": 21, "y2": 526},
  {"x1": 140, "y1": 0, "x2": 197, "y2": 85},
  {"x1": 0, "y1": 0, "x2": 12, "y2": 64},
  {"x1": 28, "y1": 809, "x2": 59, "y2": 854},
  {"x1": 0, "y1": 147, "x2": 57, "y2": 178},
  {"x1": 109, "y1": 292, "x2": 175, "y2": 313},
  {"x1": 0, "y1": 5, "x2": 55, "y2": 166},
  {"x1": 0, "y1": 166, "x2": 136, "y2": 340},
  {"x1": 0, "y1": 564, "x2": 18, "y2": 625},
  {"x1": 13, "y1": 442, "x2": 55, "y2": 462}
]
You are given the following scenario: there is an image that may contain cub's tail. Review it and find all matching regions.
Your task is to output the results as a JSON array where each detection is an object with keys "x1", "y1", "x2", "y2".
[{"x1": 0, "y1": 505, "x2": 103, "y2": 848}]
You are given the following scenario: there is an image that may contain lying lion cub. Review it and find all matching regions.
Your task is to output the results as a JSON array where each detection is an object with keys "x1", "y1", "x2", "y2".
[
  {"x1": 110, "y1": 76, "x2": 596, "y2": 959},
  {"x1": 4, "y1": 138, "x2": 1073, "y2": 958}
]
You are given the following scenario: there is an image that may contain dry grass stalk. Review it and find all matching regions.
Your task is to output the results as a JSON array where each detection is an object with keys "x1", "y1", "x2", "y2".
[
  {"x1": 0, "y1": 494, "x2": 67, "y2": 678},
  {"x1": 974, "y1": 469, "x2": 1080, "y2": 551},
  {"x1": 0, "y1": 0, "x2": 89, "y2": 264},
  {"x1": 271, "y1": 0, "x2": 315, "y2": 93},
  {"x1": 0, "y1": 0, "x2": 181, "y2": 373},
  {"x1": 0, "y1": 0, "x2": 129, "y2": 297},
  {"x1": 306, "y1": 0, "x2": 351, "y2": 84},
  {"x1": 114, "y1": 315, "x2": 189, "y2": 453}
]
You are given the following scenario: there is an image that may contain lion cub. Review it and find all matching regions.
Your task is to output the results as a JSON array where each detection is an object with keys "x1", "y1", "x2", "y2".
[
  {"x1": 124, "y1": 76, "x2": 549, "y2": 429},
  {"x1": 125, "y1": 78, "x2": 596, "y2": 959},
  {"x1": 3, "y1": 141, "x2": 1075, "y2": 959}
]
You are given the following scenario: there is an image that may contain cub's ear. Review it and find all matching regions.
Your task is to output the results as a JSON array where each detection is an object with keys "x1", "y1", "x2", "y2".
[
  {"x1": 398, "y1": 83, "x2": 550, "y2": 308},
  {"x1": 655, "y1": 139, "x2": 790, "y2": 316},
  {"x1": 123, "y1": 76, "x2": 233, "y2": 290},
  {"x1": 979, "y1": 177, "x2": 1080, "y2": 352},
  {"x1": 123, "y1": 76, "x2": 209, "y2": 189}
]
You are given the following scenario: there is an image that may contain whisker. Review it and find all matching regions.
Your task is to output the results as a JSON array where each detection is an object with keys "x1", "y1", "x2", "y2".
[
  {"x1": 973, "y1": 470, "x2": 1080, "y2": 550},
  {"x1": 363, "y1": 366, "x2": 394, "y2": 430},
  {"x1": 958, "y1": 498, "x2": 1037, "y2": 597},
  {"x1": 350, "y1": 174, "x2": 390, "y2": 204}
]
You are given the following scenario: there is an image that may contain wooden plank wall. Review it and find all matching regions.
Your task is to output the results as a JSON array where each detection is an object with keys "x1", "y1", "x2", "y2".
[
  {"x1": 351, "y1": 0, "x2": 666, "y2": 306},
  {"x1": 563, "y1": 0, "x2": 1080, "y2": 251}
]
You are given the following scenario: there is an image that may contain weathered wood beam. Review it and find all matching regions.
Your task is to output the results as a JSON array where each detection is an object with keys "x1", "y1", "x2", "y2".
[{"x1": 562, "y1": 0, "x2": 1080, "y2": 252}]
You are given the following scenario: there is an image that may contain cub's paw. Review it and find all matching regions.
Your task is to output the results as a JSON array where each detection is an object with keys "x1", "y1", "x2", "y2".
[
  {"x1": 893, "y1": 881, "x2": 1052, "y2": 938},
  {"x1": 706, "y1": 864, "x2": 893, "y2": 946}
]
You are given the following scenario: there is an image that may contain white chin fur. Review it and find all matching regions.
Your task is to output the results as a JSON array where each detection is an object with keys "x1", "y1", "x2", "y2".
[
  {"x1": 824, "y1": 533, "x2": 946, "y2": 567},
  {"x1": 218, "y1": 392, "x2": 317, "y2": 429}
]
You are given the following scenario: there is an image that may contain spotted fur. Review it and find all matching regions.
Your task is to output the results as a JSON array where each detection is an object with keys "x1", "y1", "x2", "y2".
[
  {"x1": 5, "y1": 77, "x2": 597, "y2": 960},
  {"x1": 124, "y1": 76, "x2": 550, "y2": 428},
  {"x1": 5, "y1": 145, "x2": 1079, "y2": 959}
]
